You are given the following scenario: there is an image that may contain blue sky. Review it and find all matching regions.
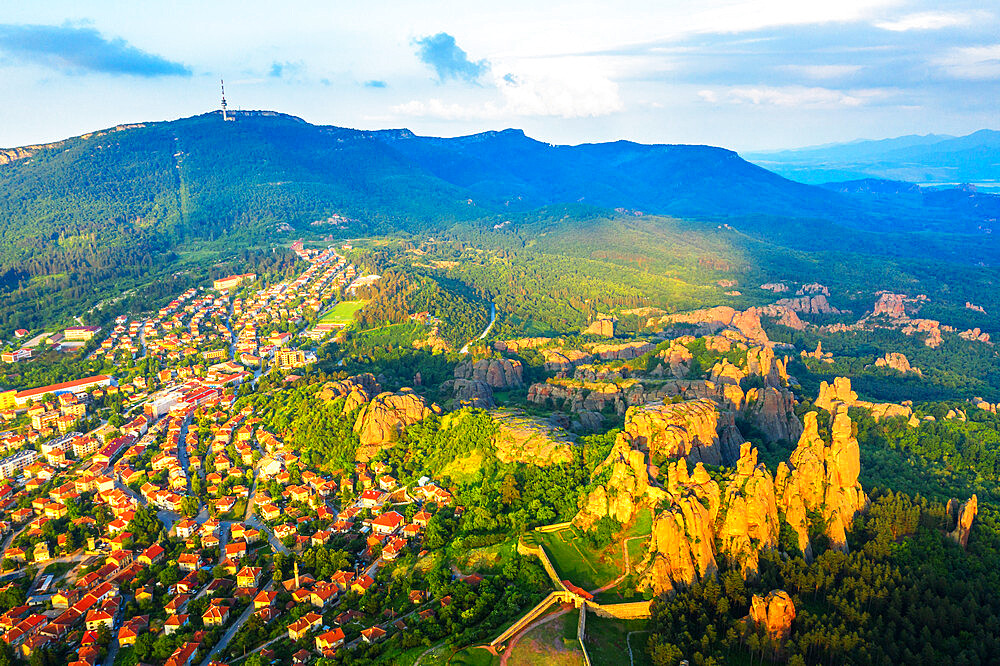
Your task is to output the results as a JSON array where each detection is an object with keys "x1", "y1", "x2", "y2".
[{"x1": 0, "y1": 0, "x2": 997, "y2": 151}]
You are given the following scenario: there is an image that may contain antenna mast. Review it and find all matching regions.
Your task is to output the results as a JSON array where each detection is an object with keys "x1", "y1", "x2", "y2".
[{"x1": 220, "y1": 79, "x2": 228, "y2": 121}]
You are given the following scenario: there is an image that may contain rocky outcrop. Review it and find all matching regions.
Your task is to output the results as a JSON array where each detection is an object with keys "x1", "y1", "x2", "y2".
[
  {"x1": 757, "y1": 304, "x2": 807, "y2": 330},
  {"x1": 947, "y1": 495, "x2": 977, "y2": 548},
  {"x1": 745, "y1": 387, "x2": 803, "y2": 442},
  {"x1": 717, "y1": 443, "x2": 780, "y2": 577},
  {"x1": 774, "y1": 410, "x2": 867, "y2": 557},
  {"x1": 542, "y1": 348, "x2": 593, "y2": 374},
  {"x1": 959, "y1": 328, "x2": 991, "y2": 344},
  {"x1": 584, "y1": 317, "x2": 617, "y2": 338},
  {"x1": 622, "y1": 399, "x2": 741, "y2": 468},
  {"x1": 454, "y1": 358, "x2": 524, "y2": 388},
  {"x1": 801, "y1": 341, "x2": 834, "y2": 363},
  {"x1": 874, "y1": 352, "x2": 918, "y2": 374},
  {"x1": 491, "y1": 410, "x2": 575, "y2": 466},
  {"x1": 445, "y1": 379, "x2": 495, "y2": 409},
  {"x1": 576, "y1": 432, "x2": 663, "y2": 528},
  {"x1": 797, "y1": 283, "x2": 829, "y2": 296},
  {"x1": 873, "y1": 293, "x2": 908, "y2": 319},
  {"x1": 776, "y1": 294, "x2": 843, "y2": 315},
  {"x1": 966, "y1": 301, "x2": 986, "y2": 314},
  {"x1": 815, "y1": 377, "x2": 911, "y2": 422},
  {"x1": 760, "y1": 282, "x2": 789, "y2": 293},
  {"x1": 748, "y1": 590, "x2": 796, "y2": 641},
  {"x1": 493, "y1": 337, "x2": 557, "y2": 353},
  {"x1": 649, "y1": 306, "x2": 769, "y2": 346},
  {"x1": 587, "y1": 340, "x2": 654, "y2": 360},
  {"x1": 353, "y1": 390, "x2": 441, "y2": 461},
  {"x1": 319, "y1": 373, "x2": 379, "y2": 412},
  {"x1": 746, "y1": 346, "x2": 789, "y2": 388},
  {"x1": 901, "y1": 319, "x2": 944, "y2": 348},
  {"x1": 659, "y1": 342, "x2": 694, "y2": 378}
]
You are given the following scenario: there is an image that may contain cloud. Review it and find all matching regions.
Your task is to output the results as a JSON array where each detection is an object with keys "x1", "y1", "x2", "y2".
[
  {"x1": 934, "y1": 44, "x2": 1000, "y2": 79},
  {"x1": 779, "y1": 64, "x2": 864, "y2": 80},
  {"x1": 393, "y1": 59, "x2": 623, "y2": 120},
  {"x1": 0, "y1": 23, "x2": 190, "y2": 76},
  {"x1": 413, "y1": 32, "x2": 488, "y2": 82},
  {"x1": 698, "y1": 85, "x2": 890, "y2": 107},
  {"x1": 364, "y1": 79, "x2": 387, "y2": 88},
  {"x1": 875, "y1": 11, "x2": 977, "y2": 31},
  {"x1": 268, "y1": 60, "x2": 304, "y2": 78}
]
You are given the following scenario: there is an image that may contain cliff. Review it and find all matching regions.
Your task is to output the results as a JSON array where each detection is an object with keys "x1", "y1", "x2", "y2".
[
  {"x1": 748, "y1": 590, "x2": 796, "y2": 641},
  {"x1": 947, "y1": 495, "x2": 978, "y2": 548},
  {"x1": 353, "y1": 389, "x2": 441, "y2": 461}
]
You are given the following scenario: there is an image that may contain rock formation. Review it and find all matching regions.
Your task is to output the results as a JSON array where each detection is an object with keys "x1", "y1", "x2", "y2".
[
  {"x1": 959, "y1": 327, "x2": 991, "y2": 344},
  {"x1": 815, "y1": 376, "x2": 911, "y2": 421},
  {"x1": 584, "y1": 317, "x2": 617, "y2": 338},
  {"x1": 801, "y1": 341, "x2": 834, "y2": 363},
  {"x1": 748, "y1": 590, "x2": 796, "y2": 641},
  {"x1": 587, "y1": 340, "x2": 654, "y2": 360},
  {"x1": 757, "y1": 304, "x2": 807, "y2": 330},
  {"x1": 797, "y1": 283, "x2": 830, "y2": 296},
  {"x1": 901, "y1": 319, "x2": 944, "y2": 347},
  {"x1": 353, "y1": 390, "x2": 441, "y2": 461},
  {"x1": 542, "y1": 348, "x2": 593, "y2": 374},
  {"x1": 445, "y1": 379, "x2": 495, "y2": 409},
  {"x1": 776, "y1": 294, "x2": 843, "y2": 315},
  {"x1": 491, "y1": 410, "x2": 575, "y2": 466},
  {"x1": 874, "y1": 352, "x2": 919, "y2": 374},
  {"x1": 744, "y1": 386, "x2": 803, "y2": 442},
  {"x1": 774, "y1": 410, "x2": 867, "y2": 556},
  {"x1": 659, "y1": 341, "x2": 694, "y2": 378},
  {"x1": 873, "y1": 293, "x2": 908, "y2": 319},
  {"x1": 717, "y1": 443, "x2": 780, "y2": 577},
  {"x1": 760, "y1": 282, "x2": 789, "y2": 293},
  {"x1": 493, "y1": 337, "x2": 556, "y2": 353},
  {"x1": 454, "y1": 358, "x2": 524, "y2": 388},
  {"x1": 318, "y1": 373, "x2": 379, "y2": 412},
  {"x1": 621, "y1": 399, "x2": 741, "y2": 468},
  {"x1": 947, "y1": 495, "x2": 978, "y2": 548},
  {"x1": 649, "y1": 306, "x2": 769, "y2": 346}
]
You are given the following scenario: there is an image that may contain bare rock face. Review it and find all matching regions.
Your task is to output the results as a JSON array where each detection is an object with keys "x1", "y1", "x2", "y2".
[
  {"x1": 947, "y1": 495, "x2": 978, "y2": 548},
  {"x1": 651, "y1": 306, "x2": 769, "y2": 346},
  {"x1": 874, "y1": 352, "x2": 919, "y2": 374},
  {"x1": 959, "y1": 328, "x2": 992, "y2": 344},
  {"x1": 745, "y1": 387, "x2": 803, "y2": 443},
  {"x1": 542, "y1": 348, "x2": 593, "y2": 374},
  {"x1": 623, "y1": 399, "x2": 740, "y2": 467},
  {"x1": 584, "y1": 317, "x2": 617, "y2": 338},
  {"x1": 902, "y1": 319, "x2": 944, "y2": 348},
  {"x1": 746, "y1": 346, "x2": 788, "y2": 388},
  {"x1": 801, "y1": 341, "x2": 834, "y2": 363},
  {"x1": 493, "y1": 337, "x2": 554, "y2": 353},
  {"x1": 319, "y1": 373, "x2": 379, "y2": 412},
  {"x1": 774, "y1": 410, "x2": 867, "y2": 556},
  {"x1": 815, "y1": 377, "x2": 858, "y2": 413},
  {"x1": 575, "y1": 432, "x2": 662, "y2": 529},
  {"x1": 717, "y1": 443, "x2": 780, "y2": 578},
  {"x1": 660, "y1": 342, "x2": 693, "y2": 378},
  {"x1": 776, "y1": 294, "x2": 843, "y2": 315},
  {"x1": 446, "y1": 379, "x2": 495, "y2": 409},
  {"x1": 797, "y1": 283, "x2": 829, "y2": 296},
  {"x1": 353, "y1": 390, "x2": 441, "y2": 461},
  {"x1": 587, "y1": 340, "x2": 655, "y2": 360},
  {"x1": 709, "y1": 358, "x2": 745, "y2": 386},
  {"x1": 491, "y1": 410, "x2": 575, "y2": 467},
  {"x1": 454, "y1": 358, "x2": 524, "y2": 388},
  {"x1": 760, "y1": 282, "x2": 789, "y2": 293},
  {"x1": 873, "y1": 293, "x2": 908, "y2": 319},
  {"x1": 748, "y1": 590, "x2": 796, "y2": 641},
  {"x1": 757, "y1": 304, "x2": 807, "y2": 330}
]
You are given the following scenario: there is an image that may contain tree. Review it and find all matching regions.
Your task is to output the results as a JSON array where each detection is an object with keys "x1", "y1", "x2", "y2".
[{"x1": 180, "y1": 496, "x2": 200, "y2": 518}]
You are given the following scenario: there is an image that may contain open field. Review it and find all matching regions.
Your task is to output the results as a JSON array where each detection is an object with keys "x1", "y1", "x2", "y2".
[
  {"x1": 507, "y1": 609, "x2": 585, "y2": 666},
  {"x1": 319, "y1": 299, "x2": 366, "y2": 324},
  {"x1": 584, "y1": 614, "x2": 652, "y2": 666},
  {"x1": 540, "y1": 527, "x2": 621, "y2": 591}
]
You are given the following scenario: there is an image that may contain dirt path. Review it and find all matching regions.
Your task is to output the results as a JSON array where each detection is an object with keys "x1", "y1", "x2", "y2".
[
  {"x1": 590, "y1": 535, "x2": 646, "y2": 595},
  {"x1": 499, "y1": 606, "x2": 571, "y2": 666}
]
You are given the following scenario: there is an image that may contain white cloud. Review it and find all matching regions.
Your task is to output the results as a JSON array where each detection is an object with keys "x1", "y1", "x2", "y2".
[
  {"x1": 392, "y1": 58, "x2": 623, "y2": 120},
  {"x1": 934, "y1": 44, "x2": 1000, "y2": 80},
  {"x1": 875, "y1": 11, "x2": 978, "y2": 31},
  {"x1": 698, "y1": 85, "x2": 890, "y2": 107}
]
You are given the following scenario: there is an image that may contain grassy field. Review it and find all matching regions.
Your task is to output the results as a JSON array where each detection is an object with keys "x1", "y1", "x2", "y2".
[
  {"x1": 507, "y1": 609, "x2": 585, "y2": 666},
  {"x1": 449, "y1": 647, "x2": 500, "y2": 666},
  {"x1": 452, "y1": 539, "x2": 516, "y2": 575},
  {"x1": 540, "y1": 527, "x2": 621, "y2": 591},
  {"x1": 584, "y1": 615, "x2": 652, "y2": 666},
  {"x1": 319, "y1": 299, "x2": 366, "y2": 324}
]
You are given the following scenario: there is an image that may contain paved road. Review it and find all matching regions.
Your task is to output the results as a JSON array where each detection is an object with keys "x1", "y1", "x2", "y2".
[
  {"x1": 460, "y1": 302, "x2": 496, "y2": 354},
  {"x1": 102, "y1": 592, "x2": 131, "y2": 666},
  {"x1": 199, "y1": 581, "x2": 273, "y2": 666}
]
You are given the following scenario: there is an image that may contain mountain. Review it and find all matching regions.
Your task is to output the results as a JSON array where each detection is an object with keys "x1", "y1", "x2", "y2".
[
  {"x1": 0, "y1": 110, "x2": 998, "y2": 336},
  {"x1": 746, "y1": 129, "x2": 1000, "y2": 186}
]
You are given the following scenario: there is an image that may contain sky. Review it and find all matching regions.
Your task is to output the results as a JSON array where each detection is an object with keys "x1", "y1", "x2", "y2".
[{"x1": 0, "y1": 0, "x2": 997, "y2": 152}]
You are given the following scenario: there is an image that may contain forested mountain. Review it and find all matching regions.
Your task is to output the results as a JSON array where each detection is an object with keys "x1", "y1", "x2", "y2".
[{"x1": 1, "y1": 110, "x2": 998, "y2": 336}]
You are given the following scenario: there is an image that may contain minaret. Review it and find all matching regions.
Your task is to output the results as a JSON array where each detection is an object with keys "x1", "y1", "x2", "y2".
[
  {"x1": 294, "y1": 561, "x2": 300, "y2": 589},
  {"x1": 220, "y1": 79, "x2": 228, "y2": 121}
]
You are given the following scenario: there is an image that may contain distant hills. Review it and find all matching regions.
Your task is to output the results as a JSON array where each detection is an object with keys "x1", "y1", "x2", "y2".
[
  {"x1": 746, "y1": 129, "x2": 1000, "y2": 188},
  {"x1": 0, "y1": 110, "x2": 999, "y2": 335}
]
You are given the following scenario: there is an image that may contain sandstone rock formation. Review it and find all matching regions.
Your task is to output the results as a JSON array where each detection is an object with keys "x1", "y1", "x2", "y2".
[
  {"x1": 774, "y1": 410, "x2": 867, "y2": 556},
  {"x1": 815, "y1": 376, "x2": 911, "y2": 421},
  {"x1": 584, "y1": 317, "x2": 617, "y2": 338},
  {"x1": 760, "y1": 282, "x2": 789, "y2": 293},
  {"x1": 622, "y1": 399, "x2": 741, "y2": 468},
  {"x1": 454, "y1": 358, "x2": 524, "y2": 388},
  {"x1": 797, "y1": 283, "x2": 830, "y2": 296},
  {"x1": 873, "y1": 292, "x2": 908, "y2": 319},
  {"x1": 801, "y1": 341, "x2": 834, "y2": 363},
  {"x1": 901, "y1": 319, "x2": 945, "y2": 347},
  {"x1": 491, "y1": 410, "x2": 575, "y2": 466},
  {"x1": 745, "y1": 386, "x2": 803, "y2": 442},
  {"x1": 717, "y1": 443, "x2": 780, "y2": 577},
  {"x1": 659, "y1": 341, "x2": 694, "y2": 378},
  {"x1": 748, "y1": 590, "x2": 796, "y2": 641},
  {"x1": 445, "y1": 379, "x2": 495, "y2": 409},
  {"x1": 874, "y1": 352, "x2": 919, "y2": 374},
  {"x1": 318, "y1": 373, "x2": 379, "y2": 412},
  {"x1": 966, "y1": 301, "x2": 986, "y2": 314},
  {"x1": 649, "y1": 306, "x2": 769, "y2": 346},
  {"x1": 353, "y1": 390, "x2": 441, "y2": 461},
  {"x1": 776, "y1": 294, "x2": 843, "y2": 315},
  {"x1": 959, "y1": 327, "x2": 991, "y2": 344},
  {"x1": 587, "y1": 340, "x2": 654, "y2": 360},
  {"x1": 947, "y1": 495, "x2": 977, "y2": 548},
  {"x1": 757, "y1": 304, "x2": 807, "y2": 330},
  {"x1": 542, "y1": 348, "x2": 593, "y2": 374}
]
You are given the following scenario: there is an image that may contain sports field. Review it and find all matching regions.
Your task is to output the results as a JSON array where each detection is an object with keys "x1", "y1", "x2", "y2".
[{"x1": 319, "y1": 299, "x2": 366, "y2": 324}]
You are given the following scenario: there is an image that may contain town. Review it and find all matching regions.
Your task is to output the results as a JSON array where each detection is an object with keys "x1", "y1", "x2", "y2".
[{"x1": 0, "y1": 245, "x2": 469, "y2": 666}]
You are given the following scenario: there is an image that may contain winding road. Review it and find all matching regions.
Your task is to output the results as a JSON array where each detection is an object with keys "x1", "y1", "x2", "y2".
[{"x1": 460, "y1": 302, "x2": 496, "y2": 354}]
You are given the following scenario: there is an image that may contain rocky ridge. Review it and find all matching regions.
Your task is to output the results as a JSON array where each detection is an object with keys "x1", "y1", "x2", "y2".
[{"x1": 353, "y1": 389, "x2": 441, "y2": 461}]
